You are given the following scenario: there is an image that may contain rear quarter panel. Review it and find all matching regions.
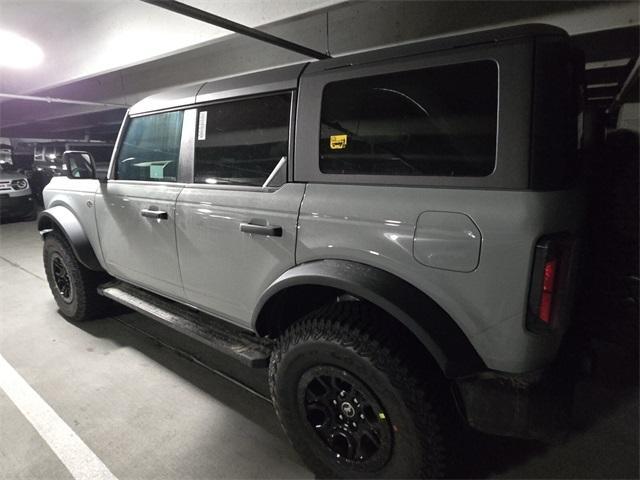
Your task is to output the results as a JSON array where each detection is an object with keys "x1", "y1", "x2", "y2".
[{"x1": 297, "y1": 183, "x2": 584, "y2": 373}]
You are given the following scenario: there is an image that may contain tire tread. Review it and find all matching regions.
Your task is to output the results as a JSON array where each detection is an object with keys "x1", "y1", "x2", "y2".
[
  {"x1": 269, "y1": 301, "x2": 450, "y2": 478},
  {"x1": 43, "y1": 231, "x2": 107, "y2": 322}
]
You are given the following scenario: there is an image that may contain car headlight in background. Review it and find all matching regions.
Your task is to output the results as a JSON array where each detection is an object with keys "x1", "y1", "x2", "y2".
[{"x1": 11, "y1": 178, "x2": 28, "y2": 190}]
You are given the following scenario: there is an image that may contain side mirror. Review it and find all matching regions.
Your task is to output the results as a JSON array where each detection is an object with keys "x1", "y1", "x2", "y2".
[{"x1": 62, "y1": 151, "x2": 97, "y2": 179}]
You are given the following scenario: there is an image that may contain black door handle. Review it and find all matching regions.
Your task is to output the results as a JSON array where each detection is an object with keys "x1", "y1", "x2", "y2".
[
  {"x1": 141, "y1": 208, "x2": 168, "y2": 219},
  {"x1": 240, "y1": 223, "x2": 282, "y2": 237}
]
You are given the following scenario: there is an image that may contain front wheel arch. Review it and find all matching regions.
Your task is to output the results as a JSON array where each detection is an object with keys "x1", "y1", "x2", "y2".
[{"x1": 38, "y1": 206, "x2": 103, "y2": 271}]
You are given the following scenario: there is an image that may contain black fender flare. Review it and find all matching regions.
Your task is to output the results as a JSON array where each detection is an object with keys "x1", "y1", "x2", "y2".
[
  {"x1": 253, "y1": 259, "x2": 485, "y2": 378},
  {"x1": 38, "y1": 206, "x2": 103, "y2": 271}
]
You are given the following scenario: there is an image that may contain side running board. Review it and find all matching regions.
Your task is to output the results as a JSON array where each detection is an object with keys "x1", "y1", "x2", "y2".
[{"x1": 97, "y1": 281, "x2": 273, "y2": 368}]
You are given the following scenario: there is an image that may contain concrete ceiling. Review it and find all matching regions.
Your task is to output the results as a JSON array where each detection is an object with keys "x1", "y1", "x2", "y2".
[
  {"x1": 0, "y1": 0, "x2": 343, "y2": 94},
  {"x1": 0, "y1": 1, "x2": 638, "y2": 141}
]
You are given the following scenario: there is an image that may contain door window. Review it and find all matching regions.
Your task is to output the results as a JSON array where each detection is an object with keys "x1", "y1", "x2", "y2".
[
  {"x1": 194, "y1": 93, "x2": 291, "y2": 187},
  {"x1": 116, "y1": 110, "x2": 183, "y2": 182},
  {"x1": 319, "y1": 60, "x2": 498, "y2": 177}
]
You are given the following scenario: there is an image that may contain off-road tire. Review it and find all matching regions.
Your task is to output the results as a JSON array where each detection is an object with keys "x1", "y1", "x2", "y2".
[
  {"x1": 269, "y1": 302, "x2": 452, "y2": 478},
  {"x1": 43, "y1": 231, "x2": 106, "y2": 322}
]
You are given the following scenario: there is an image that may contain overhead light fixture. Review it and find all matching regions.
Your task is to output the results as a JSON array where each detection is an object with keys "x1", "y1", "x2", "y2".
[
  {"x1": 585, "y1": 58, "x2": 631, "y2": 70},
  {"x1": 0, "y1": 30, "x2": 44, "y2": 69},
  {"x1": 586, "y1": 82, "x2": 618, "y2": 89}
]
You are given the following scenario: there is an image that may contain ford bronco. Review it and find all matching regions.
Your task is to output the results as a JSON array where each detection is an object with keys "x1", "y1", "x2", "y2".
[
  {"x1": 39, "y1": 24, "x2": 584, "y2": 478},
  {"x1": 1, "y1": 146, "x2": 36, "y2": 221}
]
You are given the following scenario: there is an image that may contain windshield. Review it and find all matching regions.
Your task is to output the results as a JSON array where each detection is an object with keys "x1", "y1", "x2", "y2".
[
  {"x1": 0, "y1": 148, "x2": 13, "y2": 165},
  {"x1": 0, "y1": 161, "x2": 17, "y2": 172}
]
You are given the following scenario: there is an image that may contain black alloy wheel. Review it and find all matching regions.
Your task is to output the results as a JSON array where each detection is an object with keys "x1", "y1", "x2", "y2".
[
  {"x1": 298, "y1": 365, "x2": 393, "y2": 469},
  {"x1": 43, "y1": 231, "x2": 108, "y2": 322},
  {"x1": 50, "y1": 252, "x2": 74, "y2": 303},
  {"x1": 270, "y1": 302, "x2": 452, "y2": 479}
]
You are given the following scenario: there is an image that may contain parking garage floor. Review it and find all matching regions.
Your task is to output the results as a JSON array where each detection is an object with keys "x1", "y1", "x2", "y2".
[{"x1": 1, "y1": 218, "x2": 638, "y2": 479}]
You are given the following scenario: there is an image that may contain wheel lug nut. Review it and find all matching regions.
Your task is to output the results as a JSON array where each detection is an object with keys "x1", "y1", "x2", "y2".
[
  {"x1": 338, "y1": 414, "x2": 343, "y2": 420},
  {"x1": 340, "y1": 390, "x2": 346, "y2": 398},
  {"x1": 352, "y1": 422, "x2": 357, "y2": 428},
  {"x1": 360, "y1": 413, "x2": 365, "y2": 420},
  {"x1": 332, "y1": 400, "x2": 337, "y2": 405}
]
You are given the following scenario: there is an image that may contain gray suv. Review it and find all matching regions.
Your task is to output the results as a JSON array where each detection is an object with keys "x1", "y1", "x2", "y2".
[{"x1": 39, "y1": 24, "x2": 584, "y2": 478}]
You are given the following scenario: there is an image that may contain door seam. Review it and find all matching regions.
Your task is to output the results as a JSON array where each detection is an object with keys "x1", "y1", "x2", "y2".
[
  {"x1": 173, "y1": 185, "x2": 187, "y2": 297},
  {"x1": 294, "y1": 183, "x2": 308, "y2": 265}
]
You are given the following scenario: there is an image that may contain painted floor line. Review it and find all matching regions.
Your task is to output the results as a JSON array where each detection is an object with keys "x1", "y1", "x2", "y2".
[
  {"x1": 0, "y1": 353, "x2": 118, "y2": 480},
  {"x1": 0, "y1": 254, "x2": 46, "y2": 281}
]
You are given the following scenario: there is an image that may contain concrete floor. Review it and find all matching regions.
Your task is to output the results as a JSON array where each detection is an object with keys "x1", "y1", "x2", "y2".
[{"x1": 0, "y1": 217, "x2": 638, "y2": 479}]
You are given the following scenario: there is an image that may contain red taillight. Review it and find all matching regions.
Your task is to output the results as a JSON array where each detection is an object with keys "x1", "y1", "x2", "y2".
[
  {"x1": 527, "y1": 236, "x2": 573, "y2": 333},
  {"x1": 539, "y1": 258, "x2": 558, "y2": 324}
]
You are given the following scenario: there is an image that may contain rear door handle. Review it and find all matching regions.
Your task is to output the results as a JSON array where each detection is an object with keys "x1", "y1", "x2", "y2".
[
  {"x1": 240, "y1": 223, "x2": 282, "y2": 237},
  {"x1": 141, "y1": 208, "x2": 168, "y2": 219}
]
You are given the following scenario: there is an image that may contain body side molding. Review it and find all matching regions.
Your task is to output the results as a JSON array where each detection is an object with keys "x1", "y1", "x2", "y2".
[
  {"x1": 38, "y1": 206, "x2": 103, "y2": 271},
  {"x1": 253, "y1": 259, "x2": 485, "y2": 378}
]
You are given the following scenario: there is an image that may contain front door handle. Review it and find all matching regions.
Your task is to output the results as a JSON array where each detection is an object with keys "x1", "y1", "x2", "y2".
[
  {"x1": 240, "y1": 222, "x2": 282, "y2": 237},
  {"x1": 141, "y1": 208, "x2": 168, "y2": 219}
]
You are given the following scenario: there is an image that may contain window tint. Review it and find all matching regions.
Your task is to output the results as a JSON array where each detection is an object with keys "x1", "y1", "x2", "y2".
[
  {"x1": 116, "y1": 110, "x2": 183, "y2": 182},
  {"x1": 194, "y1": 93, "x2": 290, "y2": 187},
  {"x1": 320, "y1": 61, "x2": 498, "y2": 177}
]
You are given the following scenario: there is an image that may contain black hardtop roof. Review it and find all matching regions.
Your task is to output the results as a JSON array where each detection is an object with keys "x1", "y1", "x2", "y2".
[{"x1": 130, "y1": 23, "x2": 566, "y2": 115}]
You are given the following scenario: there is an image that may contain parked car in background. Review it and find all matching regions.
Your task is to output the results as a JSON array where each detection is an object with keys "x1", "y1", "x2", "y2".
[
  {"x1": 0, "y1": 161, "x2": 36, "y2": 222},
  {"x1": 31, "y1": 141, "x2": 113, "y2": 203},
  {"x1": 0, "y1": 139, "x2": 13, "y2": 165}
]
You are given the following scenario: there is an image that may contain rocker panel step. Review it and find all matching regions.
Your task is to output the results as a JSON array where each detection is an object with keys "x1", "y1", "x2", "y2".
[{"x1": 98, "y1": 281, "x2": 272, "y2": 368}]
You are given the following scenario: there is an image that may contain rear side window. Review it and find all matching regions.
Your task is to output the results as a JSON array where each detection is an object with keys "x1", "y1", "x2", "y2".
[
  {"x1": 194, "y1": 93, "x2": 290, "y2": 187},
  {"x1": 116, "y1": 110, "x2": 183, "y2": 182},
  {"x1": 319, "y1": 61, "x2": 498, "y2": 177}
]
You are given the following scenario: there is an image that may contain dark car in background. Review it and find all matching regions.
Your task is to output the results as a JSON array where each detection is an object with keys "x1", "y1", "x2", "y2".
[
  {"x1": 31, "y1": 141, "x2": 113, "y2": 203},
  {"x1": 0, "y1": 153, "x2": 36, "y2": 222}
]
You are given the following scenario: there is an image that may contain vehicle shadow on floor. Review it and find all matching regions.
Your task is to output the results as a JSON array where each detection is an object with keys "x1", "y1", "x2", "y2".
[
  {"x1": 65, "y1": 309, "x2": 311, "y2": 478},
  {"x1": 66, "y1": 307, "x2": 637, "y2": 479}
]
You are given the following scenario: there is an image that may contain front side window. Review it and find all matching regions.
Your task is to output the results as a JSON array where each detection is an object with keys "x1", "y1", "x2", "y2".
[
  {"x1": 116, "y1": 110, "x2": 183, "y2": 182},
  {"x1": 194, "y1": 93, "x2": 290, "y2": 187},
  {"x1": 320, "y1": 60, "x2": 498, "y2": 177}
]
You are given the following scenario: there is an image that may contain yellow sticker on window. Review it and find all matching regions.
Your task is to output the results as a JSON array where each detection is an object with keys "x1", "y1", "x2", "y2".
[{"x1": 330, "y1": 134, "x2": 348, "y2": 150}]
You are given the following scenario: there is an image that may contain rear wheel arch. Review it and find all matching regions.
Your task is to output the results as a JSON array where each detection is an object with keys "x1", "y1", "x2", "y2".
[
  {"x1": 254, "y1": 259, "x2": 485, "y2": 378},
  {"x1": 38, "y1": 206, "x2": 103, "y2": 272}
]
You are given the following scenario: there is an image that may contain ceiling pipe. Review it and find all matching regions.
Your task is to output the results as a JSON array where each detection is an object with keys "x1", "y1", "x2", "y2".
[
  {"x1": 0, "y1": 93, "x2": 128, "y2": 108},
  {"x1": 139, "y1": 0, "x2": 331, "y2": 60}
]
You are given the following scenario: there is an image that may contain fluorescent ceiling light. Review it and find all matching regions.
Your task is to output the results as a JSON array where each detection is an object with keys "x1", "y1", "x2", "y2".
[
  {"x1": 585, "y1": 58, "x2": 631, "y2": 70},
  {"x1": 586, "y1": 82, "x2": 619, "y2": 89},
  {"x1": 0, "y1": 30, "x2": 44, "y2": 69}
]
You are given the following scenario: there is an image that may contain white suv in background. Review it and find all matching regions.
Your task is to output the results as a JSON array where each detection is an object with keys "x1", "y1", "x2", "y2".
[{"x1": 0, "y1": 161, "x2": 36, "y2": 221}]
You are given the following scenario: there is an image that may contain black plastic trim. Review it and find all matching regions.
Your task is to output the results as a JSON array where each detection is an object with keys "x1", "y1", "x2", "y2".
[
  {"x1": 254, "y1": 259, "x2": 485, "y2": 378},
  {"x1": 240, "y1": 223, "x2": 282, "y2": 237},
  {"x1": 37, "y1": 209, "x2": 103, "y2": 271},
  {"x1": 456, "y1": 367, "x2": 572, "y2": 439}
]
